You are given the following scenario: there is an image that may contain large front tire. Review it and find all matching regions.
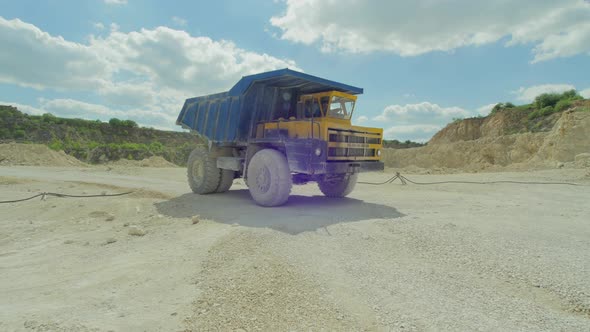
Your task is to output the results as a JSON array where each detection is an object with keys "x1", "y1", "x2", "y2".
[
  {"x1": 318, "y1": 173, "x2": 358, "y2": 197},
  {"x1": 187, "y1": 147, "x2": 221, "y2": 194},
  {"x1": 246, "y1": 149, "x2": 292, "y2": 207}
]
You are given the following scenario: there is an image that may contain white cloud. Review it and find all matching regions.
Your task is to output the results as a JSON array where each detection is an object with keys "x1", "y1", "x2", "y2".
[
  {"x1": 0, "y1": 17, "x2": 299, "y2": 129},
  {"x1": 373, "y1": 102, "x2": 470, "y2": 122},
  {"x1": 372, "y1": 102, "x2": 471, "y2": 141},
  {"x1": 580, "y1": 88, "x2": 590, "y2": 99},
  {"x1": 514, "y1": 84, "x2": 576, "y2": 102},
  {"x1": 476, "y1": 103, "x2": 497, "y2": 116},
  {"x1": 93, "y1": 22, "x2": 105, "y2": 30},
  {"x1": 0, "y1": 17, "x2": 110, "y2": 90},
  {"x1": 104, "y1": 0, "x2": 127, "y2": 5},
  {"x1": 384, "y1": 125, "x2": 442, "y2": 142},
  {"x1": 373, "y1": 101, "x2": 507, "y2": 141},
  {"x1": 172, "y1": 16, "x2": 187, "y2": 27},
  {"x1": 355, "y1": 115, "x2": 368, "y2": 124},
  {"x1": 88, "y1": 26, "x2": 299, "y2": 94},
  {"x1": 270, "y1": 0, "x2": 590, "y2": 62}
]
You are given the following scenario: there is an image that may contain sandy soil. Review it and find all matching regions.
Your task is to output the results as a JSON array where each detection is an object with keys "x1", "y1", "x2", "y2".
[{"x1": 1, "y1": 166, "x2": 589, "y2": 331}]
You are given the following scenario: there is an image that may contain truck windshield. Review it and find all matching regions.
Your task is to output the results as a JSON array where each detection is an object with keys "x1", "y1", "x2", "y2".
[{"x1": 327, "y1": 96, "x2": 355, "y2": 120}]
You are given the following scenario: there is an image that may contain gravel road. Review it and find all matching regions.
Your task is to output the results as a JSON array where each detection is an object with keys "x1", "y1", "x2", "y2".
[{"x1": 1, "y1": 166, "x2": 589, "y2": 331}]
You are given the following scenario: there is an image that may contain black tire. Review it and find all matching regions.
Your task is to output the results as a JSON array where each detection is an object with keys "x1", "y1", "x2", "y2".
[
  {"x1": 318, "y1": 173, "x2": 358, "y2": 197},
  {"x1": 216, "y1": 169, "x2": 235, "y2": 193},
  {"x1": 187, "y1": 147, "x2": 221, "y2": 194},
  {"x1": 246, "y1": 149, "x2": 292, "y2": 207}
]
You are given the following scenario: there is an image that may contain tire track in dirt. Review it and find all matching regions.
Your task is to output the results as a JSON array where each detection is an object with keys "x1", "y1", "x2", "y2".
[{"x1": 184, "y1": 230, "x2": 364, "y2": 331}]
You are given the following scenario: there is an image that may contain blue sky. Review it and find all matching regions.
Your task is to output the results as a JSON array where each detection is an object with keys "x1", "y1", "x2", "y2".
[{"x1": 1, "y1": 0, "x2": 589, "y2": 141}]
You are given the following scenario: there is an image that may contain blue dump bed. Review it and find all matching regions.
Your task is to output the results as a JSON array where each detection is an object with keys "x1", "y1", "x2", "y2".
[{"x1": 176, "y1": 68, "x2": 363, "y2": 144}]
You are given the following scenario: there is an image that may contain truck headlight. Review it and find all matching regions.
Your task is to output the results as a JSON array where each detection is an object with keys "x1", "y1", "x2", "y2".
[
  {"x1": 315, "y1": 147, "x2": 322, "y2": 156},
  {"x1": 377, "y1": 149, "x2": 381, "y2": 156}
]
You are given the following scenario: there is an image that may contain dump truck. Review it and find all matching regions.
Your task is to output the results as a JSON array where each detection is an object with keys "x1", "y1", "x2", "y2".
[{"x1": 176, "y1": 69, "x2": 384, "y2": 206}]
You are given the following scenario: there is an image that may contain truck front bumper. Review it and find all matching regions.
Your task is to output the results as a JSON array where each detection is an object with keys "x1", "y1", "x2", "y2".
[{"x1": 313, "y1": 160, "x2": 384, "y2": 174}]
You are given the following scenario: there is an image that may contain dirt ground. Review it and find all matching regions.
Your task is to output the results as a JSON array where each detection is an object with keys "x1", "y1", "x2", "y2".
[{"x1": 1, "y1": 166, "x2": 589, "y2": 331}]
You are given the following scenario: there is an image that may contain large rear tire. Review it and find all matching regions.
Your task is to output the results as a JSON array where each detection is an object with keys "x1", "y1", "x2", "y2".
[
  {"x1": 216, "y1": 169, "x2": 235, "y2": 193},
  {"x1": 187, "y1": 147, "x2": 221, "y2": 194},
  {"x1": 246, "y1": 149, "x2": 292, "y2": 207},
  {"x1": 318, "y1": 173, "x2": 358, "y2": 197}
]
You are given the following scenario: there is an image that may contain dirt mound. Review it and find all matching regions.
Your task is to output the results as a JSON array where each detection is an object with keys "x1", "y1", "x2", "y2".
[
  {"x1": 384, "y1": 110, "x2": 590, "y2": 171},
  {"x1": 534, "y1": 111, "x2": 590, "y2": 162},
  {"x1": 110, "y1": 156, "x2": 178, "y2": 168},
  {"x1": 429, "y1": 117, "x2": 486, "y2": 144},
  {"x1": 0, "y1": 143, "x2": 86, "y2": 167},
  {"x1": 429, "y1": 106, "x2": 562, "y2": 145}
]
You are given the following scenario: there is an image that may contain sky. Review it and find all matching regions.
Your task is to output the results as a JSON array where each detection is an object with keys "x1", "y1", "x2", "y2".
[{"x1": 0, "y1": 0, "x2": 589, "y2": 142}]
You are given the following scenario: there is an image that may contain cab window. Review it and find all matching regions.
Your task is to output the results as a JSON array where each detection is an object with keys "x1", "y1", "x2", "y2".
[{"x1": 327, "y1": 95, "x2": 355, "y2": 120}]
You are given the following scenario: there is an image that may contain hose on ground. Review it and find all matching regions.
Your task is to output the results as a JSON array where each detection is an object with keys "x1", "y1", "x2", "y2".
[
  {"x1": 0, "y1": 191, "x2": 133, "y2": 204},
  {"x1": 357, "y1": 172, "x2": 582, "y2": 186}
]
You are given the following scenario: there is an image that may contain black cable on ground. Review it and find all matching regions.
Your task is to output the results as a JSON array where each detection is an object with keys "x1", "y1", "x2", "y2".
[
  {"x1": 358, "y1": 172, "x2": 582, "y2": 186},
  {"x1": 0, "y1": 191, "x2": 133, "y2": 204}
]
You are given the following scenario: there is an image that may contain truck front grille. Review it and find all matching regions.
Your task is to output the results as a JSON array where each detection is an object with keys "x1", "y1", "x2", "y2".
[
  {"x1": 328, "y1": 133, "x2": 381, "y2": 144},
  {"x1": 328, "y1": 147, "x2": 376, "y2": 157},
  {"x1": 327, "y1": 128, "x2": 381, "y2": 160}
]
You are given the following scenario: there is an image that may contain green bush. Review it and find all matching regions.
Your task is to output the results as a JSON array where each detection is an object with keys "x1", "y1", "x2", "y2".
[
  {"x1": 121, "y1": 120, "x2": 138, "y2": 128},
  {"x1": 149, "y1": 141, "x2": 164, "y2": 153},
  {"x1": 533, "y1": 89, "x2": 582, "y2": 110},
  {"x1": 42, "y1": 113, "x2": 58, "y2": 123},
  {"x1": 555, "y1": 99, "x2": 572, "y2": 112},
  {"x1": 491, "y1": 102, "x2": 518, "y2": 115},
  {"x1": 529, "y1": 106, "x2": 556, "y2": 120},
  {"x1": 0, "y1": 128, "x2": 10, "y2": 138},
  {"x1": 533, "y1": 93, "x2": 561, "y2": 109},
  {"x1": 540, "y1": 106, "x2": 555, "y2": 116},
  {"x1": 14, "y1": 129, "x2": 26, "y2": 138},
  {"x1": 48, "y1": 140, "x2": 64, "y2": 151},
  {"x1": 492, "y1": 103, "x2": 504, "y2": 113},
  {"x1": 109, "y1": 118, "x2": 138, "y2": 129},
  {"x1": 109, "y1": 118, "x2": 122, "y2": 126}
]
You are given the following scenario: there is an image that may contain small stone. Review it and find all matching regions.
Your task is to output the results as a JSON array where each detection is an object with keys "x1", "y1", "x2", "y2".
[
  {"x1": 170, "y1": 312, "x2": 177, "y2": 316},
  {"x1": 123, "y1": 222, "x2": 130, "y2": 227},
  {"x1": 83, "y1": 241, "x2": 90, "y2": 246},
  {"x1": 135, "y1": 206, "x2": 141, "y2": 213},
  {"x1": 63, "y1": 240, "x2": 74, "y2": 244},
  {"x1": 192, "y1": 215, "x2": 200, "y2": 224},
  {"x1": 105, "y1": 214, "x2": 115, "y2": 221},
  {"x1": 128, "y1": 226, "x2": 147, "y2": 236},
  {"x1": 105, "y1": 238, "x2": 117, "y2": 244}
]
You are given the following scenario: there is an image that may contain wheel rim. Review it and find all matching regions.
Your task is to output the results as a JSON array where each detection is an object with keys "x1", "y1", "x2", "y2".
[
  {"x1": 256, "y1": 165, "x2": 271, "y2": 193},
  {"x1": 191, "y1": 159, "x2": 205, "y2": 186}
]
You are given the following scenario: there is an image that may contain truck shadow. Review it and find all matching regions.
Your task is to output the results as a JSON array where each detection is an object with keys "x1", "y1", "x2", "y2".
[{"x1": 154, "y1": 189, "x2": 404, "y2": 235}]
